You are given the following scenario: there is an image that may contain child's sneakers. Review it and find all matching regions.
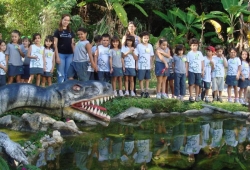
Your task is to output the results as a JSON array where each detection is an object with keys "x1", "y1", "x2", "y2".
[
  {"x1": 124, "y1": 91, "x2": 129, "y2": 96},
  {"x1": 119, "y1": 90, "x2": 124, "y2": 97},
  {"x1": 113, "y1": 90, "x2": 117, "y2": 97},
  {"x1": 239, "y1": 98, "x2": 245, "y2": 104},
  {"x1": 131, "y1": 91, "x2": 136, "y2": 97},
  {"x1": 228, "y1": 98, "x2": 233, "y2": 103},
  {"x1": 156, "y1": 93, "x2": 161, "y2": 99},
  {"x1": 161, "y1": 93, "x2": 168, "y2": 99},
  {"x1": 195, "y1": 96, "x2": 200, "y2": 102},
  {"x1": 235, "y1": 98, "x2": 240, "y2": 103},
  {"x1": 189, "y1": 96, "x2": 195, "y2": 102},
  {"x1": 141, "y1": 92, "x2": 145, "y2": 98},
  {"x1": 180, "y1": 96, "x2": 184, "y2": 101},
  {"x1": 144, "y1": 92, "x2": 150, "y2": 98},
  {"x1": 218, "y1": 97, "x2": 223, "y2": 103},
  {"x1": 205, "y1": 96, "x2": 209, "y2": 103}
]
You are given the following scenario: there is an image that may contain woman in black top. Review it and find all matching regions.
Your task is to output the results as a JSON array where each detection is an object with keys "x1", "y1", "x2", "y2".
[{"x1": 54, "y1": 14, "x2": 75, "y2": 83}]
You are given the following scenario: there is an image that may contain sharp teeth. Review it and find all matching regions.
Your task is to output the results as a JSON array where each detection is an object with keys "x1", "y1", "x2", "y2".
[
  {"x1": 87, "y1": 107, "x2": 91, "y2": 111},
  {"x1": 100, "y1": 98, "x2": 103, "y2": 104},
  {"x1": 81, "y1": 102, "x2": 84, "y2": 106},
  {"x1": 84, "y1": 106, "x2": 87, "y2": 109},
  {"x1": 96, "y1": 99, "x2": 99, "y2": 105},
  {"x1": 90, "y1": 107, "x2": 94, "y2": 112},
  {"x1": 107, "y1": 96, "x2": 109, "y2": 100},
  {"x1": 107, "y1": 115, "x2": 110, "y2": 120},
  {"x1": 97, "y1": 109, "x2": 100, "y2": 115},
  {"x1": 94, "y1": 108, "x2": 97, "y2": 114},
  {"x1": 87, "y1": 101, "x2": 90, "y2": 105},
  {"x1": 104, "y1": 97, "x2": 107, "y2": 102}
]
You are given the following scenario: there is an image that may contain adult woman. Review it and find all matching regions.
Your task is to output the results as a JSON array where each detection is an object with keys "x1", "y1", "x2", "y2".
[
  {"x1": 54, "y1": 14, "x2": 75, "y2": 83},
  {"x1": 122, "y1": 21, "x2": 141, "y2": 94}
]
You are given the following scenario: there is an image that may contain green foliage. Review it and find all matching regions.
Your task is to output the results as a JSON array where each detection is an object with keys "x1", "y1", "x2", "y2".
[
  {"x1": 210, "y1": 101, "x2": 248, "y2": 112},
  {"x1": 0, "y1": 157, "x2": 9, "y2": 170},
  {"x1": 17, "y1": 164, "x2": 41, "y2": 170}
]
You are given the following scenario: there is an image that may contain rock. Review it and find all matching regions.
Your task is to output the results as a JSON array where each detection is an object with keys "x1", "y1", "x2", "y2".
[
  {"x1": 154, "y1": 112, "x2": 170, "y2": 117},
  {"x1": 0, "y1": 115, "x2": 23, "y2": 130},
  {"x1": 201, "y1": 104, "x2": 232, "y2": 114},
  {"x1": 233, "y1": 111, "x2": 250, "y2": 117},
  {"x1": 140, "y1": 109, "x2": 155, "y2": 119},
  {"x1": 52, "y1": 121, "x2": 83, "y2": 136},
  {"x1": 112, "y1": 107, "x2": 145, "y2": 121},
  {"x1": 199, "y1": 107, "x2": 214, "y2": 114},
  {"x1": 183, "y1": 109, "x2": 200, "y2": 115},
  {"x1": 170, "y1": 112, "x2": 181, "y2": 115},
  {"x1": 52, "y1": 130, "x2": 63, "y2": 143}
]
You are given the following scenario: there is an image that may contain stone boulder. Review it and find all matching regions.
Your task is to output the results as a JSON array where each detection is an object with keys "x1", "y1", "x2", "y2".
[{"x1": 111, "y1": 107, "x2": 146, "y2": 121}]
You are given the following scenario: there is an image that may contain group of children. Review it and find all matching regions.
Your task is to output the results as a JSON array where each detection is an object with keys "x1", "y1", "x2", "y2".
[
  {"x1": 0, "y1": 28, "x2": 249, "y2": 104},
  {"x1": 0, "y1": 30, "x2": 55, "y2": 87}
]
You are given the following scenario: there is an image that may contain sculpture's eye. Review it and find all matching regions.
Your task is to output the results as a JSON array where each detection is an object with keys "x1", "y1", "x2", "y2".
[{"x1": 72, "y1": 84, "x2": 82, "y2": 91}]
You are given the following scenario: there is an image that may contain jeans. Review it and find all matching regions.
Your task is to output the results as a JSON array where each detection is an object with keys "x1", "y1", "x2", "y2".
[
  {"x1": 56, "y1": 53, "x2": 73, "y2": 83},
  {"x1": 174, "y1": 73, "x2": 186, "y2": 96}
]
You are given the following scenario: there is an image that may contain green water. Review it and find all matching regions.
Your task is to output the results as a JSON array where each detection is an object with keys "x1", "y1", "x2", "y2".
[{"x1": 3, "y1": 114, "x2": 250, "y2": 170}]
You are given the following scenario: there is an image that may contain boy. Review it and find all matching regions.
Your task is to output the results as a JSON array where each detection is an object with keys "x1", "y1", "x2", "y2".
[
  {"x1": 95, "y1": 33, "x2": 111, "y2": 83},
  {"x1": 135, "y1": 31, "x2": 154, "y2": 98},
  {"x1": 212, "y1": 45, "x2": 227, "y2": 102},
  {"x1": 67, "y1": 27, "x2": 96, "y2": 81},
  {"x1": 202, "y1": 46, "x2": 215, "y2": 102},
  {"x1": 0, "y1": 40, "x2": 7, "y2": 86},
  {"x1": 186, "y1": 38, "x2": 204, "y2": 102},
  {"x1": 89, "y1": 35, "x2": 101, "y2": 80}
]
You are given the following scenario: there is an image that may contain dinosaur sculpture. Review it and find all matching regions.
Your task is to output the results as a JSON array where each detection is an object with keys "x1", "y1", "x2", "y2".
[{"x1": 0, "y1": 80, "x2": 114, "y2": 126}]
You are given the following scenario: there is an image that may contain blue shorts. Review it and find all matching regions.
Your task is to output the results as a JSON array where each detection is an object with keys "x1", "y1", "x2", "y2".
[
  {"x1": 111, "y1": 67, "x2": 123, "y2": 77},
  {"x1": 21, "y1": 65, "x2": 30, "y2": 79},
  {"x1": 8, "y1": 65, "x2": 23, "y2": 76},
  {"x1": 43, "y1": 72, "x2": 52, "y2": 77},
  {"x1": 188, "y1": 71, "x2": 201, "y2": 86},
  {"x1": 0, "y1": 75, "x2": 6, "y2": 87},
  {"x1": 167, "y1": 73, "x2": 174, "y2": 81},
  {"x1": 30, "y1": 68, "x2": 43, "y2": 75},
  {"x1": 238, "y1": 78, "x2": 248, "y2": 88},
  {"x1": 67, "y1": 61, "x2": 89, "y2": 81},
  {"x1": 226, "y1": 75, "x2": 238, "y2": 86},
  {"x1": 124, "y1": 68, "x2": 136, "y2": 76},
  {"x1": 201, "y1": 81, "x2": 211, "y2": 90},
  {"x1": 155, "y1": 61, "x2": 169, "y2": 77},
  {"x1": 98, "y1": 71, "x2": 111, "y2": 82},
  {"x1": 137, "y1": 69, "x2": 151, "y2": 80}
]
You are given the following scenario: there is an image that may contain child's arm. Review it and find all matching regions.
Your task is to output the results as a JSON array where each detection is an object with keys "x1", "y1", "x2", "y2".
[
  {"x1": 210, "y1": 60, "x2": 215, "y2": 70},
  {"x1": 122, "y1": 47, "x2": 134, "y2": 57},
  {"x1": 185, "y1": 62, "x2": 189, "y2": 77},
  {"x1": 51, "y1": 52, "x2": 55, "y2": 73},
  {"x1": 43, "y1": 49, "x2": 46, "y2": 71},
  {"x1": 109, "y1": 56, "x2": 113, "y2": 73},
  {"x1": 201, "y1": 60, "x2": 205, "y2": 77},
  {"x1": 86, "y1": 43, "x2": 96, "y2": 71},
  {"x1": 17, "y1": 45, "x2": 25, "y2": 57},
  {"x1": 71, "y1": 38, "x2": 75, "y2": 52},
  {"x1": 236, "y1": 65, "x2": 241, "y2": 80},
  {"x1": 0, "y1": 64, "x2": 7, "y2": 73},
  {"x1": 94, "y1": 48, "x2": 99, "y2": 72},
  {"x1": 157, "y1": 49, "x2": 171, "y2": 58},
  {"x1": 156, "y1": 50, "x2": 168, "y2": 68},
  {"x1": 121, "y1": 57, "x2": 125, "y2": 72},
  {"x1": 223, "y1": 56, "x2": 228, "y2": 67},
  {"x1": 150, "y1": 55, "x2": 154, "y2": 69}
]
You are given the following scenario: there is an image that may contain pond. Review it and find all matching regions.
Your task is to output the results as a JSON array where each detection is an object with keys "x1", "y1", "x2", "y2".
[{"x1": 4, "y1": 114, "x2": 250, "y2": 170}]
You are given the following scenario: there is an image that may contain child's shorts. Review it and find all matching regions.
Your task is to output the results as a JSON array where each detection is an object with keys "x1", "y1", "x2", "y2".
[
  {"x1": 30, "y1": 67, "x2": 43, "y2": 75},
  {"x1": 212, "y1": 77, "x2": 224, "y2": 91},
  {"x1": 111, "y1": 67, "x2": 123, "y2": 77},
  {"x1": 21, "y1": 65, "x2": 30, "y2": 79},
  {"x1": 43, "y1": 72, "x2": 52, "y2": 77},
  {"x1": 137, "y1": 69, "x2": 151, "y2": 80},
  {"x1": 226, "y1": 75, "x2": 238, "y2": 86},
  {"x1": 124, "y1": 68, "x2": 136, "y2": 76},
  {"x1": 167, "y1": 73, "x2": 174, "y2": 81},
  {"x1": 0, "y1": 75, "x2": 6, "y2": 87},
  {"x1": 238, "y1": 78, "x2": 249, "y2": 88},
  {"x1": 8, "y1": 64, "x2": 23, "y2": 76},
  {"x1": 67, "y1": 61, "x2": 89, "y2": 81},
  {"x1": 201, "y1": 81, "x2": 211, "y2": 90},
  {"x1": 155, "y1": 61, "x2": 169, "y2": 77},
  {"x1": 98, "y1": 71, "x2": 111, "y2": 82},
  {"x1": 188, "y1": 71, "x2": 201, "y2": 86}
]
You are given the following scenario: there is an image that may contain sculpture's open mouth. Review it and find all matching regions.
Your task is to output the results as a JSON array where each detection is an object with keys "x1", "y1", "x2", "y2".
[{"x1": 71, "y1": 95, "x2": 114, "y2": 122}]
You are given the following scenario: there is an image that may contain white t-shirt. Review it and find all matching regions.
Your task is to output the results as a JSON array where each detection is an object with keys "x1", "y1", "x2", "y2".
[
  {"x1": 44, "y1": 48, "x2": 54, "y2": 72},
  {"x1": 187, "y1": 51, "x2": 204, "y2": 73},
  {"x1": 0, "y1": 52, "x2": 6, "y2": 75},
  {"x1": 135, "y1": 43, "x2": 154, "y2": 70},
  {"x1": 212, "y1": 56, "x2": 227, "y2": 78},
  {"x1": 227, "y1": 57, "x2": 241, "y2": 76},
  {"x1": 97, "y1": 45, "x2": 110, "y2": 72},
  {"x1": 203, "y1": 57, "x2": 213, "y2": 82},
  {"x1": 121, "y1": 46, "x2": 136, "y2": 68},
  {"x1": 241, "y1": 61, "x2": 249, "y2": 79},
  {"x1": 29, "y1": 44, "x2": 44, "y2": 69}
]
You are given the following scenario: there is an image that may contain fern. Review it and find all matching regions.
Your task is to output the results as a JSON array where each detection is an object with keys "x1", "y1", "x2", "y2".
[{"x1": 0, "y1": 156, "x2": 10, "y2": 170}]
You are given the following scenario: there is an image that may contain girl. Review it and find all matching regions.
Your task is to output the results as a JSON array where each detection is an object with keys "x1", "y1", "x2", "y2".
[
  {"x1": 238, "y1": 50, "x2": 250, "y2": 104},
  {"x1": 155, "y1": 38, "x2": 171, "y2": 99},
  {"x1": 109, "y1": 36, "x2": 124, "y2": 97},
  {"x1": 121, "y1": 35, "x2": 137, "y2": 96},
  {"x1": 165, "y1": 45, "x2": 174, "y2": 98},
  {"x1": 21, "y1": 36, "x2": 31, "y2": 83},
  {"x1": 0, "y1": 40, "x2": 7, "y2": 86},
  {"x1": 41, "y1": 35, "x2": 55, "y2": 87},
  {"x1": 226, "y1": 47, "x2": 241, "y2": 103},
  {"x1": 5, "y1": 30, "x2": 24, "y2": 84},
  {"x1": 173, "y1": 44, "x2": 187, "y2": 101},
  {"x1": 27, "y1": 33, "x2": 45, "y2": 86}
]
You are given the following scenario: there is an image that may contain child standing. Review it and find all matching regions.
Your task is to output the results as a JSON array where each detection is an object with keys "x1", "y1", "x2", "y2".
[
  {"x1": 238, "y1": 50, "x2": 250, "y2": 104},
  {"x1": 202, "y1": 46, "x2": 215, "y2": 102},
  {"x1": 166, "y1": 46, "x2": 174, "y2": 98},
  {"x1": 5, "y1": 30, "x2": 24, "y2": 84},
  {"x1": 95, "y1": 33, "x2": 111, "y2": 82},
  {"x1": 135, "y1": 31, "x2": 154, "y2": 98},
  {"x1": 154, "y1": 38, "x2": 171, "y2": 99},
  {"x1": 27, "y1": 33, "x2": 45, "y2": 86},
  {"x1": 211, "y1": 45, "x2": 227, "y2": 102},
  {"x1": 68, "y1": 27, "x2": 96, "y2": 81},
  {"x1": 0, "y1": 40, "x2": 7, "y2": 87},
  {"x1": 89, "y1": 35, "x2": 101, "y2": 80},
  {"x1": 173, "y1": 44, "x2": 187, "y2": 101},
  {"x1": 109, "y1": 36, "x2": 124, "y2": 97},
  {"x1": 121, "y1": 35, "x2": 137, "y2": 96},
  {"x1": 186, "y1": 38, "x2": 204, "y2": 102},
  {"x1": 41, "y1": 35, "x2": 55, "y2": 87},
  {"x1": 21, "y1": 36, "x2": 31, "y2": 83},
  {"x1": 226, "y1": 47, "x2": 241, "y2": 103}
]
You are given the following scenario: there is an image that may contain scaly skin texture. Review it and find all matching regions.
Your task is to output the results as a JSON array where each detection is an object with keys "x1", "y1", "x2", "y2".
[{"x1": 0, "y1": 80, "x2": 114, "y2": 126}]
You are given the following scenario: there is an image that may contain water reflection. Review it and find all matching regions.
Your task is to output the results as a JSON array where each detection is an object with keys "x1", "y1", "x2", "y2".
[{"x1": 38, "y1": 115, "x2": 250, "y2": 169}]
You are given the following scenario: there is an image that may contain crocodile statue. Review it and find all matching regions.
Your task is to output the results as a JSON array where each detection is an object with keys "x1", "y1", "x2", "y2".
[{"x1": 0, "y1": 80, "x2": 114, "y2": 126}]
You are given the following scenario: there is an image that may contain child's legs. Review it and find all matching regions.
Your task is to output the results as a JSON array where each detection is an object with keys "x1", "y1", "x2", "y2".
[
  {"x1": 233, "y1": 85, "x2": 238, "y2": 98},
  {"x1": 174, "y1": 73, "x2": 180, "y2": 96},
  {"x1": 161, "y1": 76, "x2": 167, "y2": 93},
  {"x1": 29, "y1": 75, "x2": 34, "y2": 84},
  {"x1": 227, "y1": 85, "x2": 232, "y2": 98},
  {"x1": 16, "y1": 75, "x2": 21, "y2": 83},
  {"x1": 156, "y1": 76, "x2": 163, "y2": 93},
  {"x1": 194, "y1": 73, "x2": 202, "y2": 97},
  {"x1": 36, "y1": 74, "x2": 41, "y2": 86},
  {"x1": 243, "y1": 87, "x2": 247, "y2": 99},
  {"x1": 188, "y1": 71, "x2": 195, "y2": 97},
  {"x1": 129, "y1": 76, "x2": 134, "y2": 91},
  {"x1": 169, "y1": 80, "x2": 174, "y2": 95},
  {"x1": 112, "y1": 77, "x2": 117, "y2": 90},
  {"x1": 139, "y1": 80, "x2": 144, "y2": 91},
  {"x1": 239, "y1": 88, "x2": 243, "y2": 99},
  {"x1": 124, "y1": 76, "x2": 129, "y2": 91},
  {"x1": 195, "y1": 85, "x2": 200, "y2": 97},
  {"x1": 75, "y1": 62, "x2": 90, "y2": 82},
  {"x1": 144, "y1": 70, "x2": 151, "y2": 91},
  {"x1": 41, "y1": 76, "x2": 46, "y2": 87},
  {"x1": 145, "y1": 79, "x2": 150, "y2": 90},
  {"x1": 48, "y1": 77, "x2": 52, "y2": 86},
  {"x1": 7, "y1": 76, "x2": 14, "y2": 84},
  {"x1": 118, "y1": 76, "x2": 123, "y2": 90},
  {"x1": 180, "y1": 74, "x2": 186, "y2": 96}
]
